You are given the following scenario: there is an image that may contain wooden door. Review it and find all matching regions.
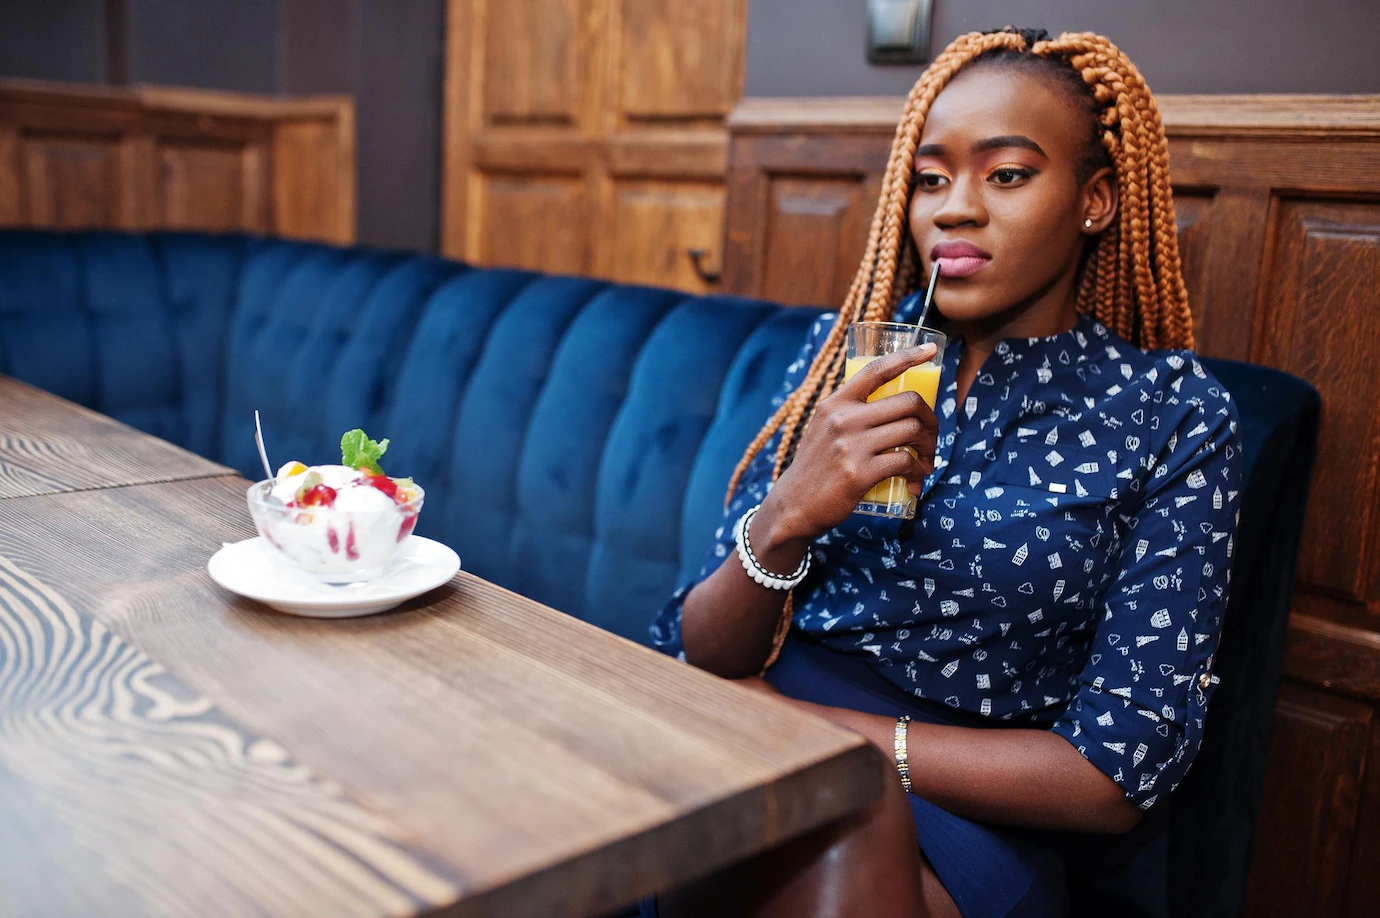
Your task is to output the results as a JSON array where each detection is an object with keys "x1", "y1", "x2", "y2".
[{"x1": 441, "y1": 0, "x2": 747, "y2": 293}]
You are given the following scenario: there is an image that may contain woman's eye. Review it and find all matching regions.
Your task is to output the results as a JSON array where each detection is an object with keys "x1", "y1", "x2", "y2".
[
  {"x1": 915, "y1": 171, "x2": 949, "y2": 189},
  {"x1": 989, "y1": 167, "x2": 1034, "y2": 186}
]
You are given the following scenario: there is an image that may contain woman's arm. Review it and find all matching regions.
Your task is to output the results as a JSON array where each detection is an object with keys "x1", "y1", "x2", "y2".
[
  {"x1": 677, "y1": 498, "x2": 813, "y2": 677},
  {"x1": 737, "y1": 679, "x2": 1140, "y2": 834},
  {"x1": 681, "y1": 343, "x2": 940, "y2": 677}
]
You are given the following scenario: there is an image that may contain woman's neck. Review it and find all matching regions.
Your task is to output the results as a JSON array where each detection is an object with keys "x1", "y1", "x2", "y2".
[{"x1": 945, "y1": 264, "x2": 1081, "y2": 406}]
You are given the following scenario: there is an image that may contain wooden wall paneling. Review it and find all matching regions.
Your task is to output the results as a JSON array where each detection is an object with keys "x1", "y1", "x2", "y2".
[
  {"x1": 1285, "y1": 610, "x2": 1380, "y2": 703},
  {"x1": 616, "y1": 0, "x2": 747, "y2": 122},
  {"x1": 1169, "y1": 190, "x2": 1216, "y2": 343},
  {"x1": 759, "y1": 174, "x2": 872, "y2": 308},
  {"x1": 1243, "y1": 681, "x2": 1373, "y2": 918},
  {"x1": 719, "y1": 115, "x2": 895, "y2": 305},
  {"x1": 447, "y1": 0, "x2": 604, "y2": 266},
  {"x1": 482, "y1": 0, "x2": 583, "y2": 127},
  {"x1": 441, "y1": 0, "x2": 476, "y2": 257},
  {"x1": 720, "y1": 141, "x2": 769, "y2": 297},
  {"x1": 0, "y1": 80, "x2": 355, "y2": 242},
  {"x1": 0, "y1": 125, "x2": 19, "y2": 223},
  {"x1": 1256, "y1": 198, "x2": 1380, "y2": 611},
  {"x1": 1346, "y1": 717, "x2": 1380, "y2": 916},
  {"x1": 159, "y1": 141, "x2": 254, "y2": 232},
  {"x1": 475, "y1": 172, "x2": 591, "y2": 274},
  {"x1": 443, "y1": 0, "x2": 746, "y2": 293},
  {"x1": 606, "y1": 178, "x2": 724, "y2": 292},
  {"x1": 22, "y1": 133, "x2": 127, "y2": 228},
  {"x1": 1183, "y1": 187, "x2": 1273, "y2": 362},
  {"x1": 271, "y1": 112, "x2": 355, "y2": 244}
]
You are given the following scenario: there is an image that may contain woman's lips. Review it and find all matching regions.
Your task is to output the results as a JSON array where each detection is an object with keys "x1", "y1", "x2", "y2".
[
  {"x1": 930, "y1": 241, "x2": 991, "y2": 278},
  {"x1": 935, "y1": 255, "x2": 990, "y2": 278}
]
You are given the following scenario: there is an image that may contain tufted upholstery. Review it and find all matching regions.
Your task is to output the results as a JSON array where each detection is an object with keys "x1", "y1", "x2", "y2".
[
  {"x1": 0, "y1": 230, "x2": 1318, "y2": 917},
  {"x1": 0, "y1": 230, "x2": 818, "y2": 642}
]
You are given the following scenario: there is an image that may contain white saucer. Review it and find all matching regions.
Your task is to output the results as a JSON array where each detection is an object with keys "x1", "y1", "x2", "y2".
[{"x1": 207, "y1": 536, "x2": 461, "y2": 617}]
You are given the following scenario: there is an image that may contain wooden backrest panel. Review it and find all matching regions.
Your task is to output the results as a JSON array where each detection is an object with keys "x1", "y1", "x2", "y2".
[{"x1": 0, "y1": 79, "x2": 355, "y2": 243}]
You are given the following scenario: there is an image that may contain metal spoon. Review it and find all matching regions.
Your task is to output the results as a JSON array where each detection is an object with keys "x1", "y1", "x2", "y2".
[{"x1": 254, "y1": 410, "x2": 274, "y2": 482}]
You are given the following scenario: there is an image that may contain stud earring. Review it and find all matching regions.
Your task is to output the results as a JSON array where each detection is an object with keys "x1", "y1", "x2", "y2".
[{"x1": 1084, "y1": 218, "x2": 1094, "y2": 229}]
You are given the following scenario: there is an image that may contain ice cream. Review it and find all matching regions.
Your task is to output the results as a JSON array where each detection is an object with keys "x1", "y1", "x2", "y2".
[{"x1": 248, "y1": 430, "x2": 423, "y2": 583}]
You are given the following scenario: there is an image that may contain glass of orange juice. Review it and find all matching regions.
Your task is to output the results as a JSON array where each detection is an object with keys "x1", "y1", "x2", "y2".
[{"x1": 844, "y1": 321, "x2": 948, "y2": 519}]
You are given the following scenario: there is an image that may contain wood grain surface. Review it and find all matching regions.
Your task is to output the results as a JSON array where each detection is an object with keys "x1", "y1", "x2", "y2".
[
  {"x1": 0, "y1": 376, "x2": 229, "y2": 499},
  {"x1": 0, "y1": 474, "x2": 882, "y2": 917},
  {"x1": 0, "y1": 550, "x2": 459, "y2": 918}
]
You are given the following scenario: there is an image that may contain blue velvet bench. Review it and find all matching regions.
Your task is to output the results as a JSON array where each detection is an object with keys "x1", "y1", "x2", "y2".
[{"x1": 0, "y1": 230, "x2": 1318, "y2": 918}]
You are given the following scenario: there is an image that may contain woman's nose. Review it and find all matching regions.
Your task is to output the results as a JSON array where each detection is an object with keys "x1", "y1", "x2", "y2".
[{"x1": 931, "y1": 174, "x2": 987, "y2": 228}]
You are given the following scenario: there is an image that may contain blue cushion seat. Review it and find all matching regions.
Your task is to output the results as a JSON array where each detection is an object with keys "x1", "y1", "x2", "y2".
[{"x1": 0, "y1": 230, "x2": 1319, "y2": 918}]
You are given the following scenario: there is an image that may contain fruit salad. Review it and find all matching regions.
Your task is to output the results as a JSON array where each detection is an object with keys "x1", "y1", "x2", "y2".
[{"x1": 248, "y1": 429, "x2": 423, "y2": 583}]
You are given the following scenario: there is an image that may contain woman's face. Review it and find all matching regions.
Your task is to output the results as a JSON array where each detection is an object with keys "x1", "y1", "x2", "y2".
[{"x1": 908, "y1": 64, "x2": 1114, "y2": 330}]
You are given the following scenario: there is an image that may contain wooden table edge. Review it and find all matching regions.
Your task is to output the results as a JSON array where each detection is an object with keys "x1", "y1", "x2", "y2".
[{"x1": 428, "y1": 740, "x2": 887, "y2": 918}]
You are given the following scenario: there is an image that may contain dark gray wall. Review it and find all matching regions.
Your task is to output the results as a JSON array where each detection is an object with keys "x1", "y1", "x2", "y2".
[
  {"x1": 276, "y1": 0, "x2": 444, "y2": 253},
  {"x1": 745, "y1": 0, "x2": 1380, "y2": 96},
  {"x1": 0, "y1": 1, "x2": 107, "y2": 83},
  {"x1": 127, "y1": 0, "x2": 279, "y2": 93},
  {"x1": 0, "y1": 0, "x2": 444, "y2": 253}
]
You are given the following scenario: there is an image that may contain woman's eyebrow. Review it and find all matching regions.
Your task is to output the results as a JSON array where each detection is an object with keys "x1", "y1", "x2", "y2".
[
  {"x1": 913, "y1": 136, "x2": 1049, "y2": 159},
  {"x1": 972, "y1": 135, "x2": 1047, "y2": 157}
]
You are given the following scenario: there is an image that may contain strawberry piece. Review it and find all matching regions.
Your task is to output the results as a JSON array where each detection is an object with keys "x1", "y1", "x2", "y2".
[
  {"x1": 327, "y1": 526, "x2": 340, "y2": 554},
  {"x1": 298, "y1": 483, "x2": 338, "y2": 508},
  {"x1": 398, "y1": 511, "x2": 418, "y2": 542},
  {"x1": 345, "y1": 521, "x2": 360, "y2": 560},
  {"x1": 363, "y1": 472, "x2": 400, "y2": 500}
]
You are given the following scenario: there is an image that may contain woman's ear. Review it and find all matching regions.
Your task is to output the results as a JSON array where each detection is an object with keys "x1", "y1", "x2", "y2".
[{"x1": 1080, "y1": 166, "x2": 1118, "y2": 234}]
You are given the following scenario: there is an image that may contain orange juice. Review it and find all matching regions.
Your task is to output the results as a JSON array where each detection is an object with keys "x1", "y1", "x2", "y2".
[
  {"x1": 843, "y1": 359, "x2": 942, "y2": 511},
  {"x1": 844, "y1": 359, "x2": 942, "y2": 406}
]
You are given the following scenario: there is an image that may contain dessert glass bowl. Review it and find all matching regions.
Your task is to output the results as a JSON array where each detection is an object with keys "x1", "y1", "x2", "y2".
[{"x1": 246, "y1": 478, "x2": 424, "y2": 584}]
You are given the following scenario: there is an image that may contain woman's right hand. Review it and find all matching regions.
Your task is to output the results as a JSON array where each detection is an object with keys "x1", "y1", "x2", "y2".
[{"x1": 756, "y1": 343, "x2": 940, "y2": 545}]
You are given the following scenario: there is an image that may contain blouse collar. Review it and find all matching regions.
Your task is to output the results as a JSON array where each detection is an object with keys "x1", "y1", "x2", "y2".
[{"x1": 892, "y1": 292, "x2": 1113, "y2": 366}]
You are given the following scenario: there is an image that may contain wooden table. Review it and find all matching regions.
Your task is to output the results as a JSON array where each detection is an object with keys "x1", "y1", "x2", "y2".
[
  {"x1": 0, "y1": 378, "x2": 883, "y2": 917},
  {"x1": 0, "y1": 376, "x2": 229, "y2": 498}
]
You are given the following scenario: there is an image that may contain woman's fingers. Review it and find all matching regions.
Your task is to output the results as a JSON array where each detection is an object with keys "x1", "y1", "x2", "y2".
[
  {"x1": 836, "y1": 343, "x2": 939, "y2": 402},
  {"x1": 863, "y1": 418, "x2": 935, "y2": 462},
  {"x1": 856, "y1": 390, "x2": 937, "y2": 431},
  {"x1": 871, "y1": 447, "x2": 932, "y2": 485}
]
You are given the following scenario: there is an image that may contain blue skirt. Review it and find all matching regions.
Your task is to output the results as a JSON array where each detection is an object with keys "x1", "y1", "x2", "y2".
[{"x1": 640, "y1": 638, "x2": 1069, "y2": 918}]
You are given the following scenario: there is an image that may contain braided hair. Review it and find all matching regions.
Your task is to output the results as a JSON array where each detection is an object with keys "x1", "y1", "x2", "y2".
[{"x1": 731, "y1": 29, "x2": 1194, "y2": 669}]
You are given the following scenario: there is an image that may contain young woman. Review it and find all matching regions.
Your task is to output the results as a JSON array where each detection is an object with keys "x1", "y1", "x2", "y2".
[{"x1": 646, "y1": 27, "x2": 1242, "y2": 918}]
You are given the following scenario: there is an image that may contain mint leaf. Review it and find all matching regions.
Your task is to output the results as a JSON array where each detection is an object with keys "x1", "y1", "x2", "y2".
[{"x1": 340, "y1": 428, "x2": 390, "y2": 474}]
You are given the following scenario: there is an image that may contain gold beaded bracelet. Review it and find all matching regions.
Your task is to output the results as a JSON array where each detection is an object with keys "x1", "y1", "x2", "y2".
[{"x1": 894, "y1": 715, "x2": 912, "y2": 793}]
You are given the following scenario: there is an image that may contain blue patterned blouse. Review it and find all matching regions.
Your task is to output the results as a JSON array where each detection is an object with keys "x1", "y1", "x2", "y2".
[{"x1": 650, "y1": 298, "x2": 1243, "y2": 811}]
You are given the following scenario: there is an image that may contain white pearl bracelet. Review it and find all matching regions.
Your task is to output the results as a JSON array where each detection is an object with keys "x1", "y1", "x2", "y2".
[{"x1": 733, "y1": 504, "x2": 811, "y2": 590}]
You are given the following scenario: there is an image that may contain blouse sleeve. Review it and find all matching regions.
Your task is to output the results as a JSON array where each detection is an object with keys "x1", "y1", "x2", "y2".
[
  {"x1": 648, "y1": 314, "x2": 835, "y2": 659},
  {"x1": 1049, "y1": 353, "x2": 1243, "y2": 811}
]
